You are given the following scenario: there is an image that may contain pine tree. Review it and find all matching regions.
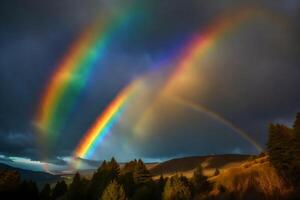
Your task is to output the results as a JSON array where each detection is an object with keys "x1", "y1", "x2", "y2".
[
  {"x1": 101, "y1": 180, "x2": 127, "y2": 200},
  {"x1": 291, "y1": 113, "x2": 300, "y2": 185},
  {"x1": 192, "y1": 165, "x2": 210, "y2": 193},
  {"x1": 162, "y1": 175, "x2": 191, "y2": 200},
  {"x1": 119, "y1": 160, "x2": 137, "y2": 197},
  {"x1": 52, "y1": 180, "x2": 67, "y2": 199},
  {"x1": 67, "y1": 172, "x2": 86, "y2": 200},
  {"x1": 87, "y1": 158, "x2": 121, "y2": 200},
  {"x1": 40, "y1": 183, "x2": 51, "y2": 200},
  {"x1": 154, "y1": 175, "x2": 166, "y2": 200},
  {"x1": 293, "y1": 113, "x2": 300, "y2": 135},
  {"x1": 267, "y1": 123, "x2": 293, "y2": 176},
  {"x1": 133, "y1": 159, "x2": 152, "y2": 185}
]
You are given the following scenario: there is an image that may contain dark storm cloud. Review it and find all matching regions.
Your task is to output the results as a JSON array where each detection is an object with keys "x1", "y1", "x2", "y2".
[
  {"x1": 0, "y1": 131, "x2": 36, "y2": 158},
  {"x1": 0, "y1": 0, "x2": 300, "y2": 170}
]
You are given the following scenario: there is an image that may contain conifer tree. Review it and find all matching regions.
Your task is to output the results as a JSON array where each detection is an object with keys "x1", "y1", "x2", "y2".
[
  {"x1": 67, "y1": 172, "x2": 86, "y2": 200},
  {"x1": 162, "y1": 175, "x2": 191, "y2": 200},
  {"x1": 40, "y1": 183, "x2": 51, "y2": 200},
  {"x1": 101, "y1": 180, "x2": 127, "y2": 200},
  {"x1": 87, "y1": 158, "x2": 121, "y2": 200},
  {"x1": 293, "y1": 113, "x2": 300, "y2": 135},
  {"x1": 119, "y1": 160, "x2": 137, "y2": 197},
  {"x1": 52, "y1": 180, "x2": 67, "y2": 199},
  {"x1": 192, "y1": 165, "x2": 210, "y2": 193},
  {"x1": 133, "y1": 159, "x2": 152, "y2": 185},
  {"x1": 291, "y1": 113, "x2": 300, "y2": 185},
  {"x1": 267, "y1": 123, "x2": 293, "y2": 176}
]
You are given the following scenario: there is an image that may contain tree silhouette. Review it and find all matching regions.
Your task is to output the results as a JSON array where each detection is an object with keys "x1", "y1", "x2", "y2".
[
  {"x1": 87, "y1": 158, "x2": 121, "y2": 200},
  {"x1": 292, "y1": 113, "x2": 300, "y2": 186},
  {"x1": 192, "y1": 165, "x2": 210, "y2": 193},
  {"x1": 267, "y1": 113, "x2": 300, "y2": 188},
  {"x1": 52, "y1": 180, "x2": 67, "y2": 199},
  {"x1": 101, "y1": 179, "x2": 127, "y2": 200},
  {"x1": 133, "y1": 159, "x2": 152, "y2": 185},
  {"x1": 67, "y1": 172, "x2": 87, "y2": 200},
  {"x1": 40, "y1": 183, "x2": 51, "y2": 200},
  {"x1": 162, "y1": 175, "x2": 191, "y2": 200}
]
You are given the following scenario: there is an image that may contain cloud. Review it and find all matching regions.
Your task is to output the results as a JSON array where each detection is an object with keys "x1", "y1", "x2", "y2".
[
  {"x1": 74, "y1": 157, "x2": 103, "y2": 168},
  {"x1": 0, "y1": 155, "x2": 14, "y2": 163},
  {"x1": 0, "y1": 0, "x2": 300, "y2": 171}
]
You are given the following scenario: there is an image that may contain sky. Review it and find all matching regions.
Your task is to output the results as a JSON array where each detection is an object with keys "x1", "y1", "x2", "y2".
[{"x1": 0, "y1": 0, "x2": 300, "y2": 172}]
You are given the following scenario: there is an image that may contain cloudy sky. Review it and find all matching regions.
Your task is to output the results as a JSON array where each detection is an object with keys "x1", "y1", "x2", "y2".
[{"x1": 0, "y1": 0, "x2": 300, "y2": 172}]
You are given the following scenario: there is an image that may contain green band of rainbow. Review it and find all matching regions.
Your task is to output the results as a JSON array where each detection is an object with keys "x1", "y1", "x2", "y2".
[{"x1": 35, "y1": 7, "x2": 139, "y2": 141}]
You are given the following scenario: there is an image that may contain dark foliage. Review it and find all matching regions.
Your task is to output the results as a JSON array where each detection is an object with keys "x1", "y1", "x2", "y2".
[
  {"x1": 101, "y1": 179, "x2": 127, "y2": 200},
  {"x1": 39, "y1": 183, "x2": 51, "y2": 200},
  {"x1": 86, "y1": 158, "x2": 121, "y2": 200},
  {"x1": 52, "y1": 180, "x2": 67, "y2": 199},
  {"x1": 18, "y1": 180, "x2": 39, "y2": 200},
  {"x1": 267, "y1": 113, "x2": 300, "y2": 188}
]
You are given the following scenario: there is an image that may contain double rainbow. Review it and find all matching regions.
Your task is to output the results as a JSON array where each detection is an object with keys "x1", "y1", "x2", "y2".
[{"x1": 41, "y1": 7, "x2": 284, "y2": 169}]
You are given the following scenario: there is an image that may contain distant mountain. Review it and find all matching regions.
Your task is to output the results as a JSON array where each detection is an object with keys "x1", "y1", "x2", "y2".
[
  {"x1": 150, "y1": 154, "x2": 251, "y2": 177},
  {"x1": 0, "y1": 162, "x2": 61, "y2": 183}
]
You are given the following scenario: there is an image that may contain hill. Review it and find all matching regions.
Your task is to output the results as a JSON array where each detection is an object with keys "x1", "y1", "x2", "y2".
[
  {"x1": 208, "y1": 155, "x2": 293, "y2": 199},
  {"x1": 150, "y1": 154, "x2": 251, "y2": 178},
  {"x1": 0, "y1": 162, "x2": 61, "y2": 184}
]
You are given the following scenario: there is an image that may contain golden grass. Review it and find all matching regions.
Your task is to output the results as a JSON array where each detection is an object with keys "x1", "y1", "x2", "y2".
[{"x1": 209, "y1": 156, "x2": 293, "y2": 199}]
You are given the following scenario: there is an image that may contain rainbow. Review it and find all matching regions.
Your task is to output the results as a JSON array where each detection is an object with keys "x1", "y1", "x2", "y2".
[
  {"x1": 163, "y1": 6, "x2": 283, "y2": 92},
  {"x1": 136, "y1": 6, "x2": 285, "y2": 151},
  {"x1": 35, "y1": 8, "x2": 138, "y2": 141},
  {"x1": 172, "y1": 96, "x2": 264, "y2": 152},
  {"x1": 71, "y1": 79, "x2": 141, "y2": 168}
]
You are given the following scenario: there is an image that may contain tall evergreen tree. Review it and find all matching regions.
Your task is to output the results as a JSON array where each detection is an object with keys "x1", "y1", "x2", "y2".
[
  {"x1": 119, "y1": 160, "x2": 137, "y2": 197},
  {"x1": 162, "y1": 175, "x2": 191, "y2": 200},
  {"x1": 52, "y1": 180, "x2": 67, "y2": 199},
  {"x1": 267, "y1": 114, "x2": 300, "y2": 187},
  {"x1": 192, "y1": 165, "x2": 210, "y2": 193},
  {"x1": 67, "y1": 172, "x2": 86, "y2": 200},
  {"x1": 133, "y1": 159, "x2": 152, "y2": 185},
  {"x1": 154, "y1": 175, "x2": 166, "y2": 200},
  {"x1": 87, "y1": 158, "x2": 121, "y2": 200},
  {"x1": 291, "y1": 113, "x2": 300, "y2": 185},
  {"x1": 267, "y1": 123, "x2": 292, "y2": 174},
  {"x1": 40, "y1": 183, "x2": 51, "y2": 200},
  {"x1": 293, "y1": 113, "x2": 300, "y2": 135},
  {"x1": 101, "y1": 180, "x2": 127, "y2": 200}
]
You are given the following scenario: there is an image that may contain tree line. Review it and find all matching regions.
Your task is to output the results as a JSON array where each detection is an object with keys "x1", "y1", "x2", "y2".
[
  {"x1": 0, "y1": 157, "x2": 214, "y2": 200},
  {"x1": 0, "y1": 113, "x2": 300, "y2": 200}
]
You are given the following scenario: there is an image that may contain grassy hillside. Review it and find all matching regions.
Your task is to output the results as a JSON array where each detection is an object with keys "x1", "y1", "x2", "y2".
[
  {"x1": 208, "y1": 155, "x2": 293, "y2": 199},
  {"x1": 150, "y1": 154, "x2": 250, "y2": 178}
]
